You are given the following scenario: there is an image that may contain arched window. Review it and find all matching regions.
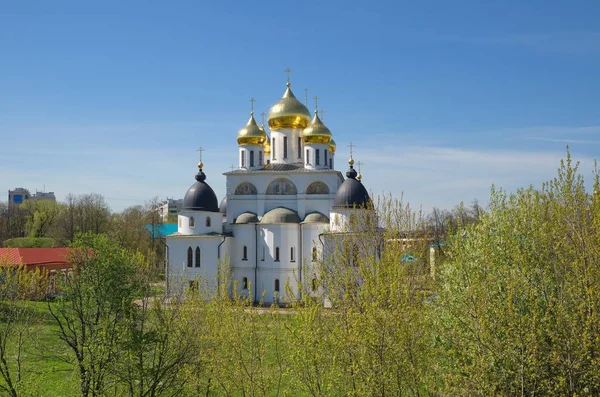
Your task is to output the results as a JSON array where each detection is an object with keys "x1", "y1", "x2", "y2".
[
  {"x1": 312, "y1": 246, "x2": 317, "y2": 261},
  {"x1": 266, "y1": 178, "x2": 297, "y2": 195},
  {"x1": 242, "y1": 246, "x2": 248, "y2": 260},
  {"x1": 275, "y1": 247, "x2": 280, "y2": 262},
  {"x1": 187, "y1": 247, "x2": 193, "y2": 267},
  {"x1": 243, "y1": 277, "x2": 248, "y2": 290},
  {"x1": 290, "y1": 247, "x2": 295, "y2": 262},
  {"x1": 195, "y1": 247, "x2": 200, "y2": 268},
  {"x1": 189, "y1": 217, "x2": 195, "y2": 228},
  {"x1": 235, "y1": 182, "x2": 257, "y2": 195},
  {"x1": 274, "y1": 279, "x2": 280, "y2": 292},
  {"x1": 205, "y1": 217, "x2": 211, "y2": 227},
  {"x1": 306, "y1": 181, "x2": 329, "y2": 194}
]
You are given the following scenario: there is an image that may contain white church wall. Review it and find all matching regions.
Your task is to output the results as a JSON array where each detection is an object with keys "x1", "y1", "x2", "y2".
[
  {"x1": 257, "y1": 224, "x2": 300, "y2": 303},
  {"x1": 166, "y1": 236, "x2": 224, "y2": 296},
  {"x1": 178, "y1": 211, "x2": 223, "y2": 235}
]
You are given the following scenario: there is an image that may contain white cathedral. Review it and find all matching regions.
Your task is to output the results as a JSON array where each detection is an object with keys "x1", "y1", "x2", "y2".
[{"x1": 166, "y1": 77, "x2": 372, "y2": 304}]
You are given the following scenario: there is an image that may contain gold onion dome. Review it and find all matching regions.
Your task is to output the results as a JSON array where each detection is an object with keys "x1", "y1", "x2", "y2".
[
  {"x1": 329, "y1": 138, "x2": 337, "y2": 154},
  {"x1": 302, "y1": 110, "x2": 332, "y2": 145},
  {"x1": 263, "y1": 135, "x2": 271, "y2": 155},
  {"x1": 237, "y1": 113, "x2": 267, "y2": 146},
  {"x1": 267, "y1": 84, "x2": 311, "y2": 130}
]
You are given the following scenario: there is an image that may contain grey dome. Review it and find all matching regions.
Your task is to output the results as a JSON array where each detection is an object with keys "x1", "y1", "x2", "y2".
[
  {"x1": 182, "y1": 169, "x2": 219, "y2": 212},
  {"x1": 235, "y1": 212, "x2": 259, "y2": 224},
  {"x1": 261, "y1": 207, "x2": 301, "y2": 224},
  {"x1": 219, "y1": 197, "x2": 227, "y2": 214},
  {"x1": 333, "y1": 166, "x2": 371, "y2": 209},
  {"x1": 303, "y1": 212, "x2": 330, "y2": 223}
]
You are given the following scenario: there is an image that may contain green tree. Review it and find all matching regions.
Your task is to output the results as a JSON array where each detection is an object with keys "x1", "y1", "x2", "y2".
[
  {"x1": 435, "y1": 151, "x2": 600, "y2": 396},
  {"x1": 49, "y1": 233, "x2": 145, "y2": 397}
]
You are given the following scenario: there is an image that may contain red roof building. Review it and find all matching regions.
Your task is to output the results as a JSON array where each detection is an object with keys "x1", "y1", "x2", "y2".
[{"x1": 0, "y1": 248, "x2": 72, "y2": 272}]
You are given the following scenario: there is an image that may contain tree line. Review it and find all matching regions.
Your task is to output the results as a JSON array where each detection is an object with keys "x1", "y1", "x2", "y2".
[{"x1": 1, "y1": 151, "x2": 600, "y2": 396}]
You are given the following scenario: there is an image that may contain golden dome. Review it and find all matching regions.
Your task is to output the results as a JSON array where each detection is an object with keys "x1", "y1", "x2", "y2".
[
  {"x1": 267, "y1": 84, "x2": 311, "y2": 130},
  {"x1": 237, "y1": 113, "x2": 267, "y2": 146},
  {"x1": 302, "y1": 111, "x2": 332, "y2": 145},
  {"x1": 329, "y1": 138, "x2": 336, "y2": 154},
  {"x1": 263, "y1": 138, "x2": 271, "y2": 155}
]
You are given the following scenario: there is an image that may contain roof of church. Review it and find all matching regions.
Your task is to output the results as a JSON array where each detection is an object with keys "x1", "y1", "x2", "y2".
[
  {"x1": 235, "y1": 212, "x2": 259, "y2": 224},
  {"x1": 261, "y1": 207, "x2": 301, "y2": 224},
  {"x1": 183, "y1": 168, "x2": 219, "y2": 212},
  {"x1": 333, "y1": 162, "x2": 371, "y2": 209},
  {"x1": 302, "y1": 212, "x2": 330, "y2": 223}
]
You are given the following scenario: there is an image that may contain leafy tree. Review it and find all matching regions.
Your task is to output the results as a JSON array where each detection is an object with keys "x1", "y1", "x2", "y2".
[
  {"x1": 49, "y1": 233, "x2": 145, "y2": 397},
  {"x1": 436, "y1": 151, "x2": 600, "y2": 396}
]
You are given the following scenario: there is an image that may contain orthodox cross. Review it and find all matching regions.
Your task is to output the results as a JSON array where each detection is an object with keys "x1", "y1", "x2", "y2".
[
  {"x1": 284, "y1": 68, "x2": 292, "y2": 85},
  {"x1": 196, "y1": 147, "x2": 204, "y2": 163},
  {"x1": 304, "y1": 88, "x2": 308, "y2": 106},
  {"x1": 347, "y1": 142, "x2": 355, "y2": 158},
  {"x1": 356, "y1": 161, "x2": 363, "y2": 173},
  {"x1": 319, "y1": 109, "x2": 325, "y2": 121},
  {"x1": 249, "y1": 98, "x2": 256, "y2": 115},
  {"x1": 230, "y1": 164, "x2": 237, "y2": 171},
  {"x1": 260, "y1": 111, "x2": 266, "y2": 126},
  {"x1": 313, "y1": 95, "x2": 319, "y2": 112}
]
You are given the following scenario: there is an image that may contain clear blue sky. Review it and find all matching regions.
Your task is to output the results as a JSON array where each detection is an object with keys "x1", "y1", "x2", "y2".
[{"x1": 1, "y1": 0, "x2": 599, "y2": 212}]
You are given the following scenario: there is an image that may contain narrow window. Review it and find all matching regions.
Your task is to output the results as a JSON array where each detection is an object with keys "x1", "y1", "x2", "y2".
[
  {"x1": 290, "y1": 247, "x2": 295, "y2": 262},
  {"x1": 206, "y1": 217, "x2": 211, "y2": 227},
  {"x1": 312, "y1": 246, "x2": 317, "y2": 261},
  {"x1": 250, "y1": 150, "x2": 254, "y2": 167},
  {"x1": 275, "y1": 247, "x2": 280, "y2": 262},
  {"x1": 241, "y1": 151, "x2": 246, "y2": 168},
  {"x1": 306, "y1": 149, "x2": 310, "y2": 165},
  {"x1": 297, "y1": 137, "x2": 301, "y2": 158},
  {"x1": 261, "y1": 246, "x2": 265, "y2": 261},
  {"x1": 329, "y1": 158, "x2": 332, "y2": 169},
  {"x1": 259, "y1": 151, "x2": 263, "y2": 166},
  {"x1": 274, "y1": 279, "x2": 280, "y2": 292},
  {"x1": 316, "y1": 149, "x2": 320, "y2": 165},
  {"x1": 187, "y1": 247, "x2": 193, "y2": 267},
  {"x1": 243, "y1": 245, "x2": 248, "y2": 260},
  {"x1": 283, "y1": 137, "x2": 288, "y2": 158},
  {"x1": 243, "y1": 277, "x2": 248, "y2": 290},
  {"x1": 272, "y1": 138, "x2": 276, "y2": 159},
  {"x1": 195, "y1": 247, "x2": 200, "y2": 267},
  {"x1": 324, "y1": 150, "x2": 327, "y2": 166},
  {"x1": 189, "y1": 217, "x2": 195, "y2": 228}
]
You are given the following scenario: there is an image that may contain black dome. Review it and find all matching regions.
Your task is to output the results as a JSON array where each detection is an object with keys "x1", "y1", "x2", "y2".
[
  {"x1": 333, "y1": 166, "x2": 370, "y2": 208},
  {"x1": 182, "y1": 169, "x2": 219, "y2": 212},
  {"x1": 219, "y1": 197, "x2": 227, "y2": 214}
]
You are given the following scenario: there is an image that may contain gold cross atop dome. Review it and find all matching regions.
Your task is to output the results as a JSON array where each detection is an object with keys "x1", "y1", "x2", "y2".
[
  {"x1": 356, "y1": 161, "x2": 364, "y2": 181},
  {"x1": 304, "y1": 88, "x2": 308, "y2": 106},
  {"x1": 319, "y1": 109, "x2": 325, "y2": 121},
  {"x1": 313, "y1": 96, "x2": 319, "y2": 112},
  {"x1": 196, "y1": 147, "x2": 205, "y2": 169},
  {"x1": 284, "y1": 67, "x2": 292, "y2": 86},
  {"x1": 260, "y1": 111, "x2": 266, "y2": 125},
  {"x1": 249, "y1": 98, "x2": 256, "y2": 115},
  {"x1": 347, "y1": 142, "x2": 355, "y2": 165}
]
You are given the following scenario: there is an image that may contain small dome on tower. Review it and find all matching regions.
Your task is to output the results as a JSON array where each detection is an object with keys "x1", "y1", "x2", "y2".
[
  {"x1": 329, "y1": 138, "x2": 337, "y2": 154},
  {"x1": 333, "y1": 160, "x2": 371, "y2": 209},
  {"x1": 267, "y1": 84, "x2": 311, "y2": 130},
  {"x1": 237, "y1": 113, "x2": 267, "y2": 146},
  {"x1": 219, "y1": 197, "x2": 227, "y2": 214},
  {"x1": 263, "y1": 138, "x2": 271, "y2": 156},
  {"x1": 261, "y1": 207, "x2": 301, "y2": 224},
  {"x1": 303, "y1": 111, "x2": 332, "y2": 145},
  {"x1": 183, "y1": 164, "x2": 219, "y2": 212}
]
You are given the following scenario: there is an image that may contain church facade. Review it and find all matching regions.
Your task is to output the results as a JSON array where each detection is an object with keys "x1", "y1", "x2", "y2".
[{"x1": 166, "y1": 78, "x2": 371, "y2": 304}]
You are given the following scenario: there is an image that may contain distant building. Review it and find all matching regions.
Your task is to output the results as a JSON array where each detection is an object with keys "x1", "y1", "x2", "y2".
[
  {"x1": 8, "y1": 188, "x2": 30, "y2": 205},
  {"x1": 155, "y1": 199, "x2": 183, "y2": 222},
  {"x1": 7, "y1": 188, "x2": 56, "y2": 206}
]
